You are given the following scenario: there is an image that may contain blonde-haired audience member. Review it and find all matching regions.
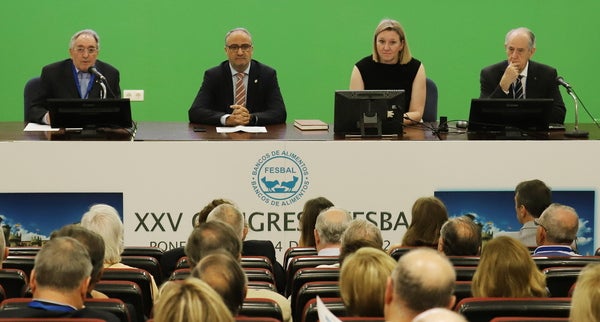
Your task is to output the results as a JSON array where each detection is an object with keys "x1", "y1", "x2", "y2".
[
  {"x1": 569, "y1": 263, "x2": 600, "y2": 322},
  {"x1": 472, "y1": 236, "x2": 547, "y2": 297},
  {"x1": 340, "y1": 247, "x2": 397, "y2": 317},
  {"x1": 154, "y1": 278, "x2": 233, "y2": 322}
]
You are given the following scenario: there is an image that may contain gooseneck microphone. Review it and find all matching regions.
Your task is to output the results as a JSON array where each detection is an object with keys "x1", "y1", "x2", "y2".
[
  {"x1": 88, "y1": 66, "x2": 107, "y2": 81},
  {"x1": 558, "y1": 76, "x2": 588, "y2": 138},
  {"x1": 87, "y1": 66, "x2": 117, "y2": 99},
  {"x1": 556, "y1": 76, "x2": 572, "y2": 91}
]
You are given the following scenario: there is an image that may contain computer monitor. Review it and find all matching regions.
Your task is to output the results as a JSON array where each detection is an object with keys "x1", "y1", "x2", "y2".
[
  {"x1": 468, "y1": 98, "x2": 553, "y2": 133},
  {"x1": 334, "y1": 90, "x2": 405, "y2": 137},
  {"x1": 47, "y1": 98, "x2": 133, "y2": 129}
]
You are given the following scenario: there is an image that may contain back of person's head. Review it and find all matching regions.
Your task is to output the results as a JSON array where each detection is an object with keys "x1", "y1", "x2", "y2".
[
  {"x1": 0, "y1": 225, "x2": 6, "y2": 267},
  {"x1": 402, "y1": 197, "x2": 448, "y2": 247},
  {"x1": 191, "y1": 251, "x2": 248, "y2": 315},
  {"x1": 80, "y1": 203, "x2": 124, "y2": 265},
  {"x1": 472, "y1": 236, "x2": 546, "y2": 297},
  {"x1": 299, "y1": 197, "x2": 334, "y2": 247},
  {"x1": 412, "y1": 308, "x2": 467, "y2": 322},
  {"x1": 206, "y1": 204, "x2": 245, "y2": 240},
  {"x1": 185, "y1": 221, "x2": 242, "y2": 267},
  {"x1": 339, "y1": 219, "x2": 383, "y2": 265},
  {"x1": 340, "y1": 247, "x2": 396, "y2": 316},
  {"x1": 536, "y1": 203, "x2": 579, "y2": 245},
  {"x1": 515, "y1": 179, "x2": 551, "y2": 218},
  {"x1": 390, "y1": 248, "x2": 456, "y2": 315},
  {"x1": 372, "y1": 18, "x2": 412, "y2": 64},
  {"x1": 50, "y1": 224, "x2": 105, "y2": 289},
  {"x1": 314, "y1": 207, "x2": 352, "y2": 246},
  {"x1": 33, "y1": 236, "x2": 92, "y2": 292},
  {"x1": 570, "y1": 263, "x2": 600, "y2": 322},
  {"x1": 154, "y1": 278, "x2": 234, "y2": 322},
  {"x1": 194, "y1": 199, "x2": 234, "y2": 228},
  {"x1": 439, "y1": 216, "x2": 481, "y2": 256}
]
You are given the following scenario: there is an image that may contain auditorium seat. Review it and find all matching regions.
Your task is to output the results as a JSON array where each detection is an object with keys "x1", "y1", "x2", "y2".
[
  {"x1": 0, "y1": 268, "x2": 28, "y2": 298},
  {"x1": 120, "y1": 255, "x2": 163, "y2": 285},
  {"x1": 100, "y1": 268, "x2": 153, "y2": 318},
  {"x1": 454, "y1": 266, "x2": 477, "y2": 281},
  {"x1": 455, "y1": 297, "x2": 571, "y2": 322},
  {"x1": 293, "y1": 281, "x2": 340, "y2": 322},
  {"x1": 241, "y1": 256, "x2": 274, "y2": 273},
  {"x1": 94, "y1": 280, "x2": 144, "y2": 322},
  {"x1": 239, "y1": 298, "x2": 283, "y2": 321},
  {"x1": 448, "y1": 256, "x2": 480, "y2": 267},
  {"x1": 0, "y1": 298, "x2": 131, "y2": 322},
  {"x1": 175, "y1": 256, "x2": 189, "y2": 269},
  {"x1": 235, "y1": 317, "x2": 280, "y2": 322},
  {"x1": 533, "y1": 256, "x2": 599, "y2": 270},
  {"x1": 286, "y1": 255, "x2": 338, "y2": 296},
  {"x1": 121, "y1": 246, "x2": 164, "y2": 263},
  {"x1": 302, "y1": 297, "x2": 347, "y2": 322},
  {"x1": 283, "y1": 247, "x2": 317, "y2": 268},
  {"x1": 289, "y1": 267, "x2": 340, "y2": 301},
  {"x1": 7, "y1": 247, "x2": 40, "y2": 257},
  {"x1": 3, "y1": 256, "x2": 35, "y2": 279},
  {"x1": 490, "y1": 318, "x2": 569, "y2": 322},
  {"x1": 244, "y1": 267, "x2": 276, "y2": 285},
  {"x1": 168, "y1": 268, "x2": 190, "y2": 281},
  {"x1": 542, "y1": 266, "x2": 582, "y2": 297},
  {"x1": 388, "y1": 246, "x2": 421, "y2": 260},
  {"x1": 453, "y1": 281, "x2": 473, "y2": 309},
  {"x1": 248, "y1": 281, "x2": 277, "y2": 292}
]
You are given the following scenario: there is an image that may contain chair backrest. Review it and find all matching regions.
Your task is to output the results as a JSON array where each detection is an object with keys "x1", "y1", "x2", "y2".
[
  {"x1": 84, "y1": 298, "x2": 131, "y2": 322},
  {"x1": 0, "y1": 268, "x2": 28, "y2": 298},
  {"x1": 168, "y1": 268, "x2": 190, "y2": 281},
  {"x1": 7, "y1": 247, "x2": 41, "y2": 257},
  {"x1": 121, "y1": 246, "x2": 164, "y2": 263},
  {"x1": 302, "y1": 297, "x2": 347, "y2": 322},
  {"x1": 454, "y1": 266, "x2": 477, "y2": 281},
  {"x1": 542, "y1": 266, "x2": 583, "y2": 297},
  {"x1": 23, "y1": 77, "x2": 42, "y2": 121},
  {"x1": 283, "y1": 247, "x2": 317, "y2": 269},
  {"x1": 533, "y1": 256, "x2": 599, "y2": 270},
  {"x1": 241, "y1": 256, "x2": 274, "y2": 273},
  {"x1": 247, "y1": 281, "x2": 277, "y2": 292},
  {"x1": 388, "y1": 246, "x2": 420, "y2": 260},
  {"x1": 94, "y1": 280, "x2": 144, "y2": 322},
  {"x1": 293, "y1": 281, "x2": 340, "y2": 322},
  {"x1": 244, "y1": 268, "x2": 275, "y2": 285},
  {"x1": 100, "y1": 268, "x2": 153, "y2": 318},
  {"x1": 448, "y1": 256, "x2": 480, "y2": 267},
  {"x1": 290, "y1": 267, "x2": 340, "y2": 308},
  {"x1": 490, "y1": 317, "x2": 569, "y2": 322},
  {"x1": 239, "y1": 298, "x2": 283, "y2": 321},
  {"x1": 423, "y1": 78, "x2": 438, "y2": 122},
  {"x1": 3, "y1": 256, "x2": 35, "y2": 279},
  {"x1": 175, "y1": 256, "x2": 189, "y2": 270},
  {"x1": 120, "y1": 255, "x2": 163, "y2": 285},
  {"x1": 455, "y1": 297, "x2": 571, "y2": 321},
  {"x1": 235, "y1": 317, "x2": 281, "y2": 322},
  {"x1": 453, "y1": 281, "x2": 473, "y2": 309},
  {"x1": 286, "y1": 255, "x2": 338, "y2": 296}
]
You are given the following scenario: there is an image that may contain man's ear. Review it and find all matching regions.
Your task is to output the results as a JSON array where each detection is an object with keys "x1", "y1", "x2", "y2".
[
  {"x1": 384, "y1": 276, "x2": 394, "y2": 305},
  {"x1": 242, "y1": 225, "x2": 249, "y2": 241},
  {"x1": 447, "y1": 295, "x2": 456, "y2": 310},
  {"x1": 314, "y1": 229, "x2": 320, "y2": 245},
  {"x1": 79, "y1": 276, "x2": 91, "y2": 298},
  {"x1": 2, "y1": 247, "x2": 7, "y2": 261}
]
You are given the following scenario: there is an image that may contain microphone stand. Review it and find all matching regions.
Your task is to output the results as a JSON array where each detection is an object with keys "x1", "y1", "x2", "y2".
[
  {"x1": 99, "y1": 81, "x2": 107, "y2": 99},
  {"x1": 564, "y1": 88, "x2": 588, "y2": 138}
]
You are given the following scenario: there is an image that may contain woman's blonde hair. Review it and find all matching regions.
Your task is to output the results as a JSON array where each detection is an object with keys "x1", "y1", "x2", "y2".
[
  {"x1": 154, "y1": 278, "x2": 234, "y2": 322},
  {"x1": 340, "y1": 247, "x2": 397, "y2": 316},
  {"x1": 372, "y1": 18, "x2": 412, "y2": 64},
  {"x1": 570, "y1": 263, "x2": 600, "y2": 322},
  {"x1": 472, "y1": 236, "x2": 546, "y2": 297}
]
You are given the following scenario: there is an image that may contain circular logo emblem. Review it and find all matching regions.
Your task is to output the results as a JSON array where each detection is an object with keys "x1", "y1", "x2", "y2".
[{"x1": 251, "y1": 150, "x2": 309, "y2": 206}]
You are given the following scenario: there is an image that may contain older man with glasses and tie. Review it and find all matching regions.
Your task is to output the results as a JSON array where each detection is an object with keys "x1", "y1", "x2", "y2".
[
  {"x1": 26, "y1": 29, "x2": 121, "y2": 124},
  {"x1": 188, "y1": 27, "x2": 287, "y2": 126}
]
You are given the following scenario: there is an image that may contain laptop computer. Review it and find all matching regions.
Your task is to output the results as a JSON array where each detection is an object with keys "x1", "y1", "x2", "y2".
[
  {"x1": 467, "y1": 98, "x2": 553, "y2": 133},
  {"x1": 47, "y1": 98, "x2": 133, "y2": 129}
]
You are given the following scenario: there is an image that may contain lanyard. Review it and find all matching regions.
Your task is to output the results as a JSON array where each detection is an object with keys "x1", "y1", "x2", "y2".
[
  {"x1": 71, "y1": 63, "x2": 96, "y2": 99},
  {"x1": 29, "y1": 300, "x2": 77, "y2": 312}
]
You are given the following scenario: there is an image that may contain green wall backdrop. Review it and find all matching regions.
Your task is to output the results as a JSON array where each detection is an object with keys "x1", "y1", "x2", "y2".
[{"x1": 2, "y1": 1, "x2": 599, "y2": 123}]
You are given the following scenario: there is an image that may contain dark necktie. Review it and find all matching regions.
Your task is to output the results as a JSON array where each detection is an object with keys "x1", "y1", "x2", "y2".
[
  {"x1": 514, "y1": 75, "x2": 524, "y2": 99},
  {"x1": 235, "y1": 72, "x2": 246, "y2": 106}
]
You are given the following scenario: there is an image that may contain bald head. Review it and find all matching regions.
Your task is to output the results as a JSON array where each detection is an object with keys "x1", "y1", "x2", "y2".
[
  {"x1": 390, "y1": 248, "x2": 456, "y2": 316},
  {"x1": 537, "y1": 203, "x2": 579, "y2": 245},
  {"x1": 206, "y1": 204, "x2": 245, "y2": 239},
  {"x1": 412, "y1": 308, "x2": 467, "y2": 322},
  {"x1": 314, "y1": 207, "x2": 352, "y2": 250}
]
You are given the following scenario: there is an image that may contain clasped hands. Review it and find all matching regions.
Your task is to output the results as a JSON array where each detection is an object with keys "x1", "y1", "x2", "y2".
[{"x1": 226, "y1": 104, "x2": 251, "y2": 126}]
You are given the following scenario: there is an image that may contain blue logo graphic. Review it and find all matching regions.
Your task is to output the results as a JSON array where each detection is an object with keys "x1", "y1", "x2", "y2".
[{"x1": 251, "y1": 150, "x2": 309, "y2": 206}]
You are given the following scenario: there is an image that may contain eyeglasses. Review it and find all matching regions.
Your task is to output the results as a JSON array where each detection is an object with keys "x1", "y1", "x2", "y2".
[
  {"x1": 534, "y1": 219, "x2": 548, "y2": 232},
  {"x1": 226, "y1": 44, "x2": 252, "y2": 52},
  {"x1": 74, "y1": 47, "x2": 98, "y2": 55}
]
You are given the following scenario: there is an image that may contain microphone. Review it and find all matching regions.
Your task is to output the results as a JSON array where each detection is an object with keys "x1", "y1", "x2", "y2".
[
  {"x1": 557, "y1": 76, "x2": 571, "y2": 89},
  {"x1": 88, "y1": 66, "x2": 107, "y2": 81}
]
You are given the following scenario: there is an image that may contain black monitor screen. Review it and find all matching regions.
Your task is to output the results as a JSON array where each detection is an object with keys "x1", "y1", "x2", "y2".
[
  {"x1": 334, "y1": 90, "x2": 405, "y2": 136},
  {"x1": 47, "y1": 98, "x2": 133, "y2": 129},
  {"x1": 468, "y1": 98, "x2": 553, "y2": 133}
]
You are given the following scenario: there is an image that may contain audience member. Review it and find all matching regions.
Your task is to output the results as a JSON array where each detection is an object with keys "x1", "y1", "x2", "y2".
[
  {"x1": 206, "y1": 203, "x2": 286, "y2": 294},
  {"x1": 412, "y1": 308, "x2": 467, "y2": 322},
  {"x1": 384, "y1": 248, "x2": 456, "y2": 322},
  {"x1": 438, "y1": 216, "x2": 481, "y2": 256},
  {"x1": 569, "y1": 263, "x2": 600, "y2": 322},
  {"x1": 532, "y1": 203, "x2": 580, "y2": 256},
  {"x1": 479, "y1": 27, "x2": 566, "y2": 124},
  {"x1": 27, "y1": 29, "x2": 121, "y2": 124},
  {"x1": 495, "y1": 179, "x2": 551, "y2": 247},
  {"x1": 184, "y1": 221, "x2": 291, "y2": 322},
  {"x1": 349, "y1": 18, "x2": 426, "y2": 124},
  {"x1": 0, "y1": 226, "x2": 7, "y2": 267},
  {"x1": 0, "y1": 237, "x2": 118, "y2": 321},
  {"x1": 314, "y1": 207, "x2": 353, "y2": 256},
  {"x1": 80, "y1": 203, "x2": 159, "y2": 300},
  {"x1": 50, "y1": 224, "x2": 107, "y2": 298},
  {"x1": 191, "y1": 251, "x2": 247, "y2": 315},
  {"x1": 472, "y1": 236, "x2": 546, "y2": 297},
  {"x1": 188, "y1": 27, "x2": 286, "y2": 126},
  {"x1": 339, "y1": 218, "x2": 383, "y2": 265},
  {"x1": 340, "y1": 247, "x2": 396, "y2": 317},
  {"x1": 154, "y1": 277, "x2": 234, "y2": 322},
  {"x1": 400, "y1": 196, "x2": 448, "y2": 248},
  {"x1": 298, "y1": 196, "x2": 334, "y2": 247}
]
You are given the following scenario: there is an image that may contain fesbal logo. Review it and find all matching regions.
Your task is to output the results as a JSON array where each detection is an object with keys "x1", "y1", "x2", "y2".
[{"x1": 251, "y1": 150, "x2": 309, "y2": 206}]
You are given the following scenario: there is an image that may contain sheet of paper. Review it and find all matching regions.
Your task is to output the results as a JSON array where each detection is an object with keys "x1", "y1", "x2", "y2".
[
  {"x1": 23, "y1": 123, "x2": 59, "y2": 132},
  {"x1": 316, "y1": 296, "x2": 342, "y2": 322},
  {"x1": 216, "y1": 126, "x2": 267, "y2": 133}
]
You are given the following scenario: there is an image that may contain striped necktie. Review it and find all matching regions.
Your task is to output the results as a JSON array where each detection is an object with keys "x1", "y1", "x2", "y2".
[
  {"x1": 514, "y1": 75, "x2": 524, "y2": 99},
  {"x1": 235, "y1": 72, "x2": 246, "y2": 106}
]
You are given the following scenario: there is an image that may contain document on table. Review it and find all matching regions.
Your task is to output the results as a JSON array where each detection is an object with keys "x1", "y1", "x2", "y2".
[
  {"x1": 23, "y1": 123, "x2": 59, "y2": 131},
  {"x1": 216, "y1": 126, "x2": 267, "y2": 133}
]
